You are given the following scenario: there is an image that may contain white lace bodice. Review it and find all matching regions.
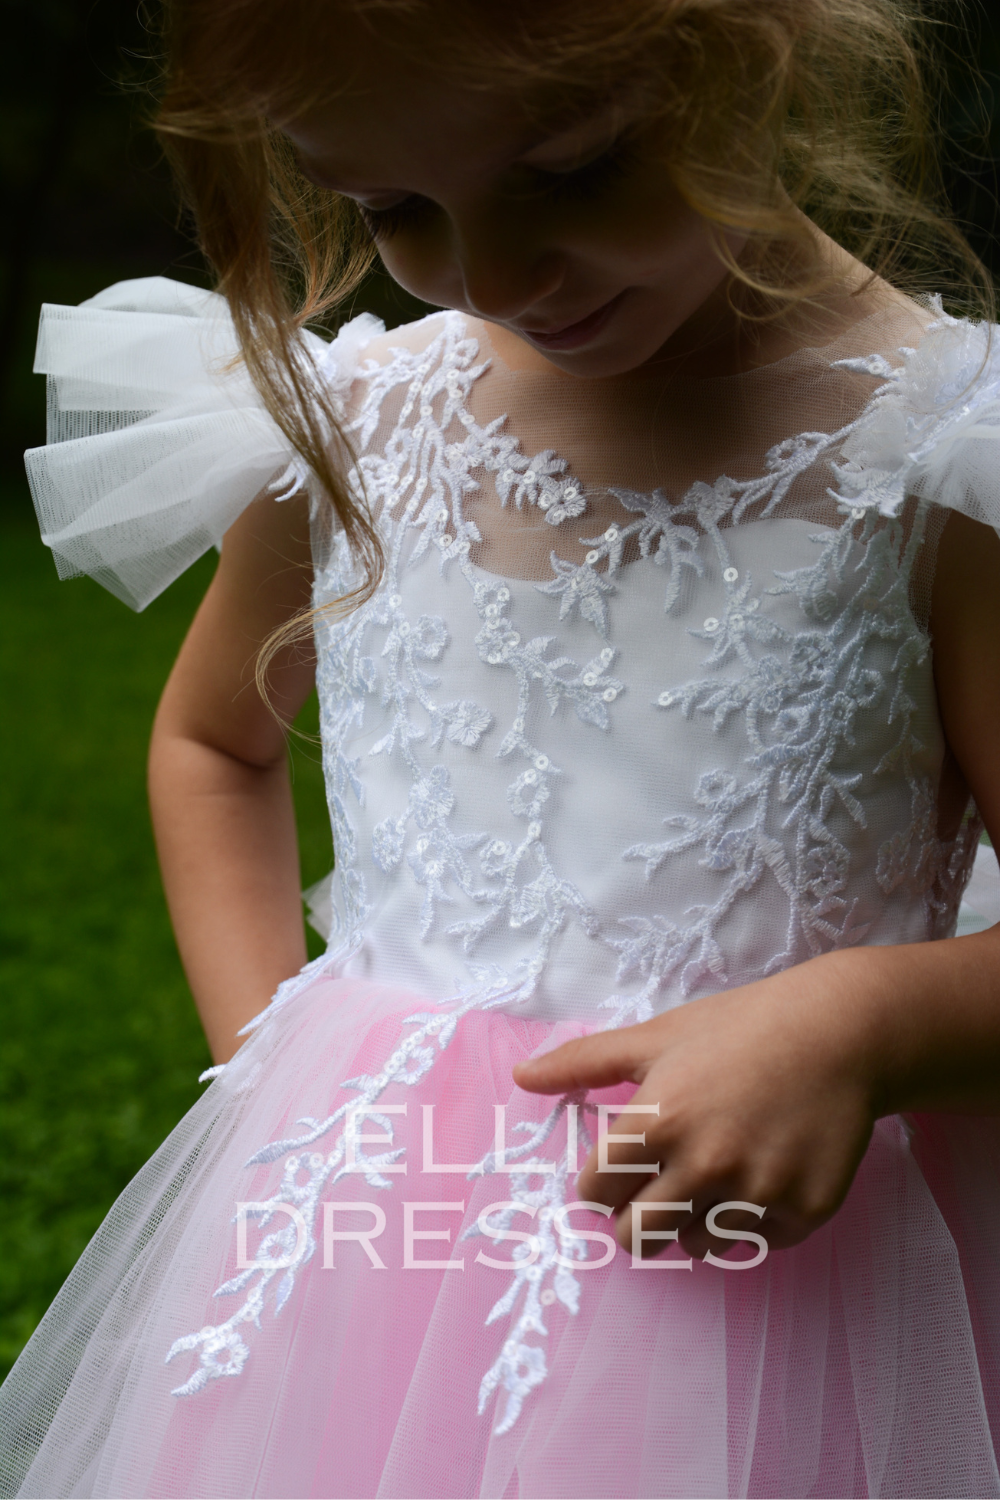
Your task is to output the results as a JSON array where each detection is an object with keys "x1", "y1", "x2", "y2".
[
  {"x1": 306, "y1": 309, "x2": 983, "y2": 1024},
  {"x1": 27, "y1": 280, "x2": 1000, "y2": 1027}
]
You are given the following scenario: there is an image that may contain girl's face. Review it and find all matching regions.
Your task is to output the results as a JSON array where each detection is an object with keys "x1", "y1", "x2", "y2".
[{"x1": 282, "y1": 33, "x2": 745, "y2": 379}]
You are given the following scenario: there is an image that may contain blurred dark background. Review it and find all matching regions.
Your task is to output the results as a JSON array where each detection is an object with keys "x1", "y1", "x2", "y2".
[
  {"x1": 0, "y1": 0, "x2": 998, "y2": 1380},
  {"x1": 0, "y1": 0, "x2": 437, "y2": 478}
]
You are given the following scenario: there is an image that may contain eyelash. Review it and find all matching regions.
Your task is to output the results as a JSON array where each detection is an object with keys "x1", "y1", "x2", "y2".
[
  {"x1": 357, "y1": 197, "x2": 433, "y2": 239},
  {"x1": 357, "y1": 135, "x2": 639, "y2": 239},
  {"x1": 534, "y1": 134, "x2": 640, "y2": 202}
]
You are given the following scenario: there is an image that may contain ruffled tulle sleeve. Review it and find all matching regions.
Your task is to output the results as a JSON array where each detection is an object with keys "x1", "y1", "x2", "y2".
[
  {"x1": 25, "y1": 276, "x2": 383, "y2": 609},
  {"x1": 832, "y1": 306, "x2": 1000, "y2": 536}
]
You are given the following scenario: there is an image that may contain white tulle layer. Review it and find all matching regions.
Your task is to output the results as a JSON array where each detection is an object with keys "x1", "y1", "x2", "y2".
[
  {"x1": 25, "y1": 279, "x2": 381, "y2": 609},
  {"x1": 2, "y1": 973, "x2": 999, "y2": 1499}
]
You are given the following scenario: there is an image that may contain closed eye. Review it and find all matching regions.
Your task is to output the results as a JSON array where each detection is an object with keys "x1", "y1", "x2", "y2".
[
  {"x1": 518, "y1": 130, "x2": 642, "y2": 202},
  {"x1": 357, "y1": 195, "x2": 436, "y2": 239},
  {"x1": 353, "y1": 128, "x2": 642, "y2": 239}
]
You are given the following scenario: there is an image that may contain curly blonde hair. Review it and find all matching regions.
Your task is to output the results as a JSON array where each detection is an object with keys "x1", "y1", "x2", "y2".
[{"x1": 154, "y1": 0, "x2": 992, "y2": 625}]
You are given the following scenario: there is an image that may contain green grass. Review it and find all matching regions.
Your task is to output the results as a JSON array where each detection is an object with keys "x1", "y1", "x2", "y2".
[{"x1": 0, "y1": 490, "x2": 331, "y2": 1378}]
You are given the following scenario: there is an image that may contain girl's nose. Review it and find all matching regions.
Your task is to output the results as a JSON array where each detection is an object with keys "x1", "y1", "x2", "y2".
[{"x1": 453, "y1": 210, "x2": 564, "y2": 324}]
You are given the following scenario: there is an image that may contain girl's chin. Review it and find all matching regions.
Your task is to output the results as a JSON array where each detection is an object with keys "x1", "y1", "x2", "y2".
[{"x1": 524, "y1": 324, "x2": 679, "y2": 379}]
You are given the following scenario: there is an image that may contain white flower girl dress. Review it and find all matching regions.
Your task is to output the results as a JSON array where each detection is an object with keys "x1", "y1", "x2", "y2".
[{"x1": 3, "y1": 275, "x2": 1000, "y2": 1498}]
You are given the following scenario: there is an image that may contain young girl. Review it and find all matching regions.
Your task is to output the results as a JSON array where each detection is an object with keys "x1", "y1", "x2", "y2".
[{"x1": 4, "y1": 0, "x2": 1000, "y2": 1494}]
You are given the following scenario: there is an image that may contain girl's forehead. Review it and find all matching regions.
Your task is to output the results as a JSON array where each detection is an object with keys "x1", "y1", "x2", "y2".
[
  {"x1": 269, "y1": 0, "x2": 654, "y2": 125},
  {"x1": 280, "y1": 36, "x2": 637, "y2": 186}
]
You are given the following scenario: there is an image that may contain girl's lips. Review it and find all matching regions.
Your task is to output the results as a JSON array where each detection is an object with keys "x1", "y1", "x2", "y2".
[{"x1": 519, "y1": 291, "x2": 626, "y2": 351}]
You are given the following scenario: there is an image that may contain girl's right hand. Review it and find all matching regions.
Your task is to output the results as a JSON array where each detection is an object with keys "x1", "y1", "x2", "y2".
[{"x1": 513, "y1": 949, "x2": 884, "y2": 1260}]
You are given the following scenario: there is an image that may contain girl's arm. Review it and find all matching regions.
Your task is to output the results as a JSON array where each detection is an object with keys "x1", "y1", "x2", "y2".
[
  {"x1": 514, "y1": 510, "x2": 1000, "y2": 1257},
  {"x1": 148, "y1": 493, "x2": 317, "y2": 1065}
]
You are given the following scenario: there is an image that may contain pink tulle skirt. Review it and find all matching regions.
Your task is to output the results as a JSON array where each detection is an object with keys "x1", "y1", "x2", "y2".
[{"x1": 2, "y1": 972, "x2": 1000, "y2": 1498}]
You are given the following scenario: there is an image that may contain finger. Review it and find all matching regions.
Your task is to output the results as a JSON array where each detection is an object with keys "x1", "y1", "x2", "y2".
[
  {"x1": 575, "y1": 1098, "x2": 666, "y2": 1212},
  {"x1": 575, "y1": 1147, "x2": 657, "y2": 1219},
  {"x1": 616, "y1": 1195, "x2": 701, "y2": 1260},
  {"x1": 678, "y1": 1204, "x2": 776, "y2": 1263},
  {"x1": 610, "y1": 1162, "x2": 718, "y2": 1257},
  {"x1": 513, "y1": 1025, "x2": 654, "y2": 1095}
]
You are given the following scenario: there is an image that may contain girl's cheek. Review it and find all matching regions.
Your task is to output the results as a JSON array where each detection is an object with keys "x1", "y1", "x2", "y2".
[
  {"x1": 563, "y1": 213, "x2": 704, "y2": 285},
  {"x1": 378, "y1": 232, "x2": 462, "y2": 308},
  {"x1": 610, "y1": 200, "x2": 733, "y2": 280}
]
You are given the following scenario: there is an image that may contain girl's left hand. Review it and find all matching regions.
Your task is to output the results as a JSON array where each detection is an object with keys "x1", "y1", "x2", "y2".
[{"x1": 512, "y1": 953, "x2": 880, "y2": 1259}]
